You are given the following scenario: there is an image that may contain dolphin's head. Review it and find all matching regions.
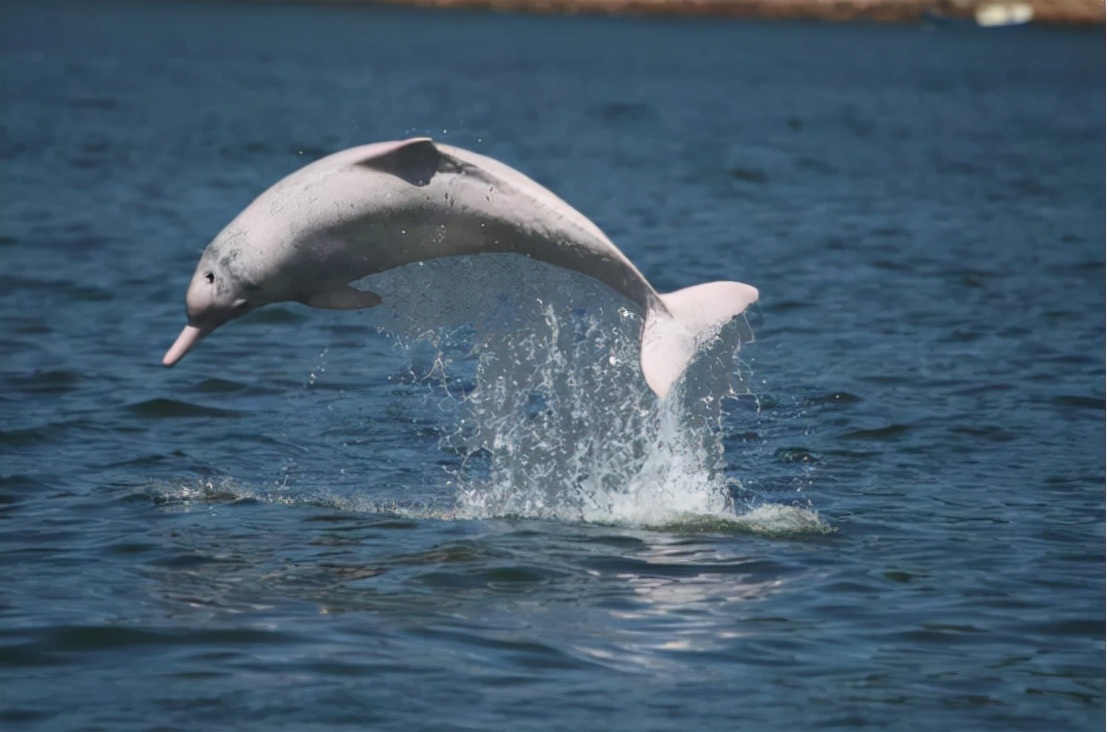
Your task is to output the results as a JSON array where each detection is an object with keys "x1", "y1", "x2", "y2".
[{"x1": 162, "y1": 242, "x2": 261, "y2": 367}]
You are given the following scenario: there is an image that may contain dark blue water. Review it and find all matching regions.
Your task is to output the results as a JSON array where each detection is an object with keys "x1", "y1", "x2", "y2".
[{"x1": 1, "y1": 2, "x2": 1104, "y2": 730}]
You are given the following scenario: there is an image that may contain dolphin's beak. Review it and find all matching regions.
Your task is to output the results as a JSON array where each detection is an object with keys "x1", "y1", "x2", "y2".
[{"x1": 162, "y1": 324, "x2": 210, "y2": 367}]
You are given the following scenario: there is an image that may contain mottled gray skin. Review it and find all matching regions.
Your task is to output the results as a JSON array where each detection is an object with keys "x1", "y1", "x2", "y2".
[{"x1": 165, "y1": 138, "x2": 758, "y2": 397}]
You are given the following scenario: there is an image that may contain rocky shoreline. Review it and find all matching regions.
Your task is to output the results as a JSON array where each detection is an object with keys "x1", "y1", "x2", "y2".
[{"x1": 352, "y1": 0, "x2": 1103, "y2": 24}]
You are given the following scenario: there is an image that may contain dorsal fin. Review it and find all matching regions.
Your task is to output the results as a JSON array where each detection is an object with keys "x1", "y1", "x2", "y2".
[{"x1": 355, "y1": 137, "x2": 448, "y2": 187}]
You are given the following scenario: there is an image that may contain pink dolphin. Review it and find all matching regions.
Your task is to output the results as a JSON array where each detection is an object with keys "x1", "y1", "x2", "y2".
[{"x1": 164, "y1": 138, "x2": 758, "y2": 398}]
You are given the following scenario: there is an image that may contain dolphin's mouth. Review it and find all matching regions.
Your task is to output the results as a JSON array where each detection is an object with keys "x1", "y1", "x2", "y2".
[{"x1": 162, "y1": 323, "x2": 211, "y2": 367}]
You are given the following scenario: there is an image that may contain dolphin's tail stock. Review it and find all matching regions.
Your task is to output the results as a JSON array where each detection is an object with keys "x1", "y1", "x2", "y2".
[{"x1": 640, "y1": 281, "x2": 759, "y2": 398}]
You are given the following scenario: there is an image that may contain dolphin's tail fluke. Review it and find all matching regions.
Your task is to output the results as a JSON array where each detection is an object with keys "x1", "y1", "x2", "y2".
[{"x1": 640, "y1": 281, "x2": 759, "y2": 398}]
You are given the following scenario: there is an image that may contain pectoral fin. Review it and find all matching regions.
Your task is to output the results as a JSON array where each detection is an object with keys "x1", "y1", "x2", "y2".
[{"x1": 305, "y1": 286, "x2": 383, "y2": 310}]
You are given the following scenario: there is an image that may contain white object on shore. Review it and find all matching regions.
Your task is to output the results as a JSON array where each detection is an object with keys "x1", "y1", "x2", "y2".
[{"x1": 974, "y1": 2, "x2": 1034, "y2": 27}]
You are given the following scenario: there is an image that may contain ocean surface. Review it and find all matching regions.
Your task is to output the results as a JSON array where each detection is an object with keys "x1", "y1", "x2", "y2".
[{"x1": 1, "y1": 2, "x2": 1104, "y2": 730}]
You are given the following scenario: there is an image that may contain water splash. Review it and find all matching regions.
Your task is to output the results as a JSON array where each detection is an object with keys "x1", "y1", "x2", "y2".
[
  {"x1": 450, "y1": 307, "x2": 725, "y2": 525},
  {"x1": 356, "y1": 254, "x2": 826, "y2": 532}
]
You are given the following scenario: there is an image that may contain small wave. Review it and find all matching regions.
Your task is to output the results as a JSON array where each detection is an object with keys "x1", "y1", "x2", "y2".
[
  {"x1": 144, "y1": 477, "x2": 460, "y2": 520},
  {"x1": 730, "y1": 504, "x2": 832, "y2": 537},
  {"x1": 144, "y1": 478, "x2": 279, "y2": 506},
  {"x1": 145, "y1": 476, "x2": 830, "y2": 540},
  {"x1": 123, "y1": 398, "x2": 244, "y2": 419}
]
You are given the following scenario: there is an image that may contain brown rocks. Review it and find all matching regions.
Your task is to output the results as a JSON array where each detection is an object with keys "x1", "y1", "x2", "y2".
[{"x1": 360, "y1": 0, "x2": 1105, "y2": 24}]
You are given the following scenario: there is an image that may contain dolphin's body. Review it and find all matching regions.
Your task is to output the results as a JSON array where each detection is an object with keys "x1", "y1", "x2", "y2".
[{"x1": 164, "y1": 138, "x2": 758, "y2": 397}]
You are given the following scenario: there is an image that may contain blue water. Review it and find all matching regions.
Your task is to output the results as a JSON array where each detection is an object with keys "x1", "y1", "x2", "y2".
[{"x1": 1, "y1": 2, "x2": 1104, "y2": 729}]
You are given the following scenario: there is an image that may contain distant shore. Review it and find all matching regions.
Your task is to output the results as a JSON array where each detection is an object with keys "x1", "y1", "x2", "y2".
[{"x1": 309, "y1": 0, "x2": 1105, "y2": 25}]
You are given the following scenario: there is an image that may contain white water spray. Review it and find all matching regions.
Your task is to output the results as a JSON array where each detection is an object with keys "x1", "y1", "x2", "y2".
[{"x1": 361, "y1": 255, "x2": 781, "y2": 527}]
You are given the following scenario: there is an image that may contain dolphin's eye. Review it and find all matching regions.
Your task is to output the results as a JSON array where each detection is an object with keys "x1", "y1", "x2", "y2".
[{"x1": 205, "y1": 272, "x2": 215, "y2": 284}]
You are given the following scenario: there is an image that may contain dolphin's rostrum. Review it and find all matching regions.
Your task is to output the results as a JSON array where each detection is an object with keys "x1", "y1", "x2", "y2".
[{"x1": 164, "y1": 138, "x2": 758, "y2": 398}]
